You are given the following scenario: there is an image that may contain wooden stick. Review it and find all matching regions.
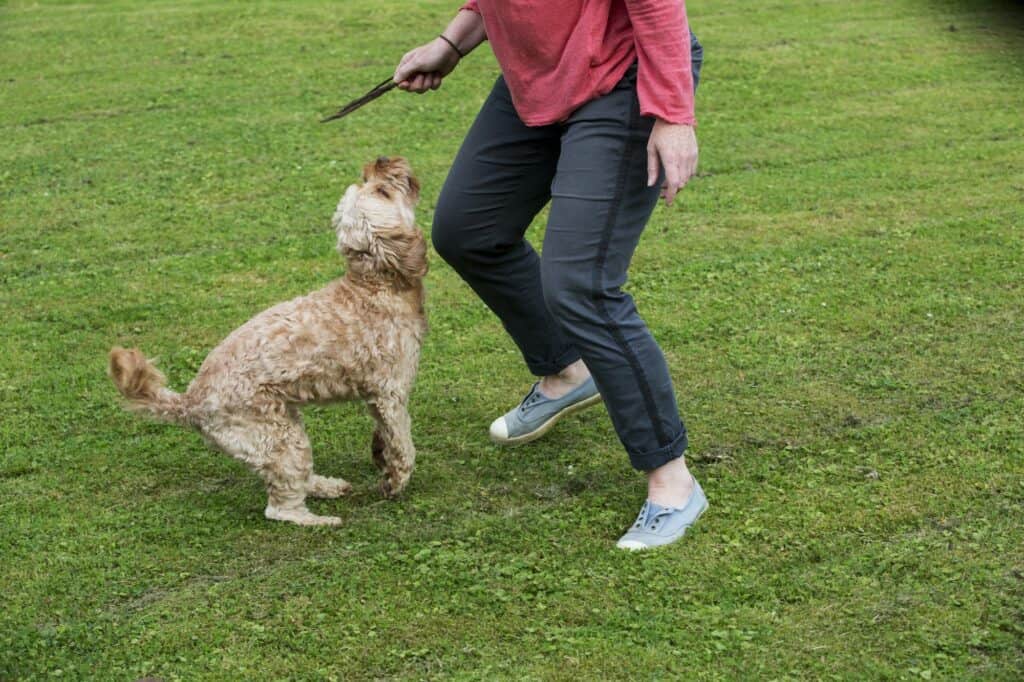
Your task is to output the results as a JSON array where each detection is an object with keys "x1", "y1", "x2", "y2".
[{"x1": 321, "y1": 78, "x2": 398, "y2": 123}]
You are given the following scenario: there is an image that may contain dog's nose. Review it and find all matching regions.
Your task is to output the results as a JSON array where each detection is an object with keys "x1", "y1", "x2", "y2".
[{"x1": 376, "y1": 156, "x2": 390, "y2": 166}]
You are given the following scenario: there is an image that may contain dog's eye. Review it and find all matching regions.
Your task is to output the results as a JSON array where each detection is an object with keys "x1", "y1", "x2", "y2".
[{"x1": 376, "y1": 187, "x2": 391, "y2": 199}]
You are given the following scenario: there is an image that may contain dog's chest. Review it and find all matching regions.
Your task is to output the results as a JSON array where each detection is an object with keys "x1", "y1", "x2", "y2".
[{"x1": 370, "y1": 312, "x2": 424, "y2": 364}]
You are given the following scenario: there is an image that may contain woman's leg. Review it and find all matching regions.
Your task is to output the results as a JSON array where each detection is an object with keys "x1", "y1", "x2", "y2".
[
  {"x1": 540, "y1": 64, "x2": 694, "y2": 504},
  {"x1": 432, "y1": 76, "x2": 579, "y2": 377}
]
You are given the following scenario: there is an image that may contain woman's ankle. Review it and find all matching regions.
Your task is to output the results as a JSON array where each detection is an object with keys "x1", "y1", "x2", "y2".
[
  {"x1": 557, "y1": 359, "x2": 590, "y2": 382},
  {"x1": 538, "y1": 359, "x2": 590, "y2": 398},
  {"x1": 646, "y1": 457, "x2": 695, "y2": 507}
]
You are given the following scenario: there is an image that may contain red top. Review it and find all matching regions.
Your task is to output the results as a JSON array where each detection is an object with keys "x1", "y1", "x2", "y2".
[{"x1": 461, "y1": 0, "x2": 694, "y2": 127}]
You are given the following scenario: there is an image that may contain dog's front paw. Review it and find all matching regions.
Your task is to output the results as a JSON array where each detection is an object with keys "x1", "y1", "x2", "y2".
[{"x1": 379, "y1": 473, "x2": 409, "y2": 499}]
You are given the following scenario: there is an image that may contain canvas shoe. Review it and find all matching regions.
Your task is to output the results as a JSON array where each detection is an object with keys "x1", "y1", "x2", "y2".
[
  {"x1": 489, "y1": 377, "x2": 601, "y2": 445},
  {"x1": 616, "y1": 479, "x2": 708, "y2": 550}
]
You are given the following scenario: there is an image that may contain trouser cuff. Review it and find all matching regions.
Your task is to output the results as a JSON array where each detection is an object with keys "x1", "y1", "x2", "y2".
[
  {"x1": 525, "y1": 345, "x2": 581, "y2": 377},
  {"x1": 627, "y1": 427, "x2": 688, "y2": 471}
]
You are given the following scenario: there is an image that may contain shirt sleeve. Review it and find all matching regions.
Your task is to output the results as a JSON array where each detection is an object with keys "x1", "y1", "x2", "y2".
[
  {"x1": 623, "y1": 0, "x2": 696, "y2": 125},
  {"x1": 460, "y1": 0, "x2": 480, "y2": 13}
]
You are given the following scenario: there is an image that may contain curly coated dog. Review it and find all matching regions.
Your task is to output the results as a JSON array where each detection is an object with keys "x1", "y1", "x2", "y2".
[{"x1": 108, "y1": 157, "x2": 428, "y2": 526}]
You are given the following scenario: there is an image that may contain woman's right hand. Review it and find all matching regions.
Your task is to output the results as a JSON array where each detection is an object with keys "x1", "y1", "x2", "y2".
[{"x1": 394, "y1": 37, "x2": 462, "y2": 93}]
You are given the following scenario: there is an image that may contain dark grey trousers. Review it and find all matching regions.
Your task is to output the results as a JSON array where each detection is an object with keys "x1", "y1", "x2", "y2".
[{"x1": 433, "y1": 35, "x2": 703, "y2": 471}]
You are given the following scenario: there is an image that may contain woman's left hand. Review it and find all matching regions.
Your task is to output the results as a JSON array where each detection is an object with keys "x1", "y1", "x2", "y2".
[{"x1": 646, "y1": 120, "x2": 698, "y2": 206}]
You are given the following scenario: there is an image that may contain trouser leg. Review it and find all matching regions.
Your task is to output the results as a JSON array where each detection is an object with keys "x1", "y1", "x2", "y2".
[
  {"x1": 540, "y1": 65, "x2": 687, "y2": 471},
  {"x1": 432, "y1": 77, "x2": 579, "y2": 376},
  {"x1": 690, "y1": 30, "x2": 704, "y2": 91}
]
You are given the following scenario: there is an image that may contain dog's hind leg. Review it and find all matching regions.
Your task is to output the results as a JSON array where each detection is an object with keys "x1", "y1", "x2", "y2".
[
  {"x1": 368, "y1": 397, "x2": 416, "y2": 498},
  {"x1": 260, "y1": 418, "x2": 343, "y2": 526},
  {"x1": 284, "y1": 412, "x2": 352, "y2": 500},
  {"x1": 203, "y1": 412, "x2": 342, "y2": 526}
]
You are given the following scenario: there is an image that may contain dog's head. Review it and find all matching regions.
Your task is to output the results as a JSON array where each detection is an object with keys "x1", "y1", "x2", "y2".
[{"x1": 332, "y1": 156, "x2": 427, "y2": 284}]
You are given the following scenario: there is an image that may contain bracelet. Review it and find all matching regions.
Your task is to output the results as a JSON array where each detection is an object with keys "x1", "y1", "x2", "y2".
[{"x1": 438, "y1": 34, "x2": 465, "y2": 59}]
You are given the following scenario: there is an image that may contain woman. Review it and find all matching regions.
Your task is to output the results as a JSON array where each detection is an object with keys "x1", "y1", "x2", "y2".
[{"x1": 394, "y1": 0, "x2": 705, "y2": 550}]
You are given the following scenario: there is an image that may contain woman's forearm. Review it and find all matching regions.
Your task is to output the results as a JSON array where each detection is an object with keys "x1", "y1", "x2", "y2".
[{"x1": 443, "y1": 8, "x2": 486, "y2": 56}]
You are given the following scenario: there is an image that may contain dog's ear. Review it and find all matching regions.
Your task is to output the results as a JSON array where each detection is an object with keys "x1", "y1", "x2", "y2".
[
  {"x1": 371, "y1": 228, "x2": 428, "y2": 281},
  {"x1": 395, "y1": 228, "x2": 428, "y2": 279},
  {"x1": 405, "y1": 174, "x2": 420, "y2": 204}
]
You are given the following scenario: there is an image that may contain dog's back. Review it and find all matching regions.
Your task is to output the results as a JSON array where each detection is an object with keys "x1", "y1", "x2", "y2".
[{"x1": 185, "y1": 275, "x2": 426, "y2": 411}]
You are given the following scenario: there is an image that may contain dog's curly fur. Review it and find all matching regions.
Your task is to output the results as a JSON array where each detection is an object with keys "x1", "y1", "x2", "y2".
[{"x1": 108, "y1": 157, "x2": 428, "y2": 526}]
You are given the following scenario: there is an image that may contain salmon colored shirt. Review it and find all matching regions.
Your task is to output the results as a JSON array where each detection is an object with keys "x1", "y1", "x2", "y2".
[{"x1": 461, "y1": 0, "x2": 695, "y2": 127}]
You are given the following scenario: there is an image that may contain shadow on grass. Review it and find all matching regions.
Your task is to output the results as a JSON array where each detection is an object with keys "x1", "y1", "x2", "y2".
[{"x1": 934, "y1": 0, "x2": 1024, "y2": 55}]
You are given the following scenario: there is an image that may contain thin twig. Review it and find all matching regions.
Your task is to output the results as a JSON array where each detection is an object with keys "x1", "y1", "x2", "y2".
[{"x1": 321, "y1": 78, "x2": 398, "y2": 123}]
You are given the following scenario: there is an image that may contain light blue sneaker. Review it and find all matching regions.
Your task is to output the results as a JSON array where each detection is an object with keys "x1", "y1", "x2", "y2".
[
  {"x1": 489, "y1": 377, "x2": 602, "y2": 445},
  {"x1": 616, "y1": 479, "x2": 708, "y2": 550}
]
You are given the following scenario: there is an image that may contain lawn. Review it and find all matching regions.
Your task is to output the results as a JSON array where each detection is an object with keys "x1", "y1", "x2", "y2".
[{"x1": 2, "y1": 0, "x2": 1023, "y2": 679}]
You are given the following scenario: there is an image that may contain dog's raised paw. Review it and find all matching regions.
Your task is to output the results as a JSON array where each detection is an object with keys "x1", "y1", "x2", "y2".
[{"x1": 308, "y1": 475, "x2": 353, "y2": 499}]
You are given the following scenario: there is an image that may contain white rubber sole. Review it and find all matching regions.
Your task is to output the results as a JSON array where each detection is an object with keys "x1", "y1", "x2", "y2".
[{"x1": 489, "y1": 392, "x2": 603, "y2": 446}]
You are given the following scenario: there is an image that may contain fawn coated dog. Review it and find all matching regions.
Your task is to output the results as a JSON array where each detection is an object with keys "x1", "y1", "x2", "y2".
[{"x1": 109, "y1": 157, "x2": 428, "y2": 526}]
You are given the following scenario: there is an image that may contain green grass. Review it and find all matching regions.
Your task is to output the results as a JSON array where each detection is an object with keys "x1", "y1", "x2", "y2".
[{"x1": 2, "y1": 0, "x2": 1023, "y2": 679}]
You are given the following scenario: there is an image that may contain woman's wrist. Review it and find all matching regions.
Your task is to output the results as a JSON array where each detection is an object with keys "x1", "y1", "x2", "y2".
[{"x1": 437, "y1": 34, "x2": 465, "y2": 59}]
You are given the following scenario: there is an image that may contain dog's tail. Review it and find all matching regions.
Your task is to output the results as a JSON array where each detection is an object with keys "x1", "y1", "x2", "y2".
[{"x1": 108, "y1": 347, "x2": 192, "y2": 425}]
